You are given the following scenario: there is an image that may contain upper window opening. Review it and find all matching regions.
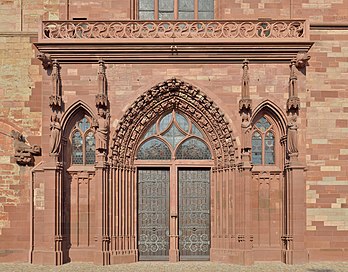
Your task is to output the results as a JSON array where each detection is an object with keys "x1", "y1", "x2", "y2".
[
  {"x1": 138, "y1": 0, "x2": 214, "y2": 20},
  {"x1": 71, "y1": 116, "x2": 95, "y2": 165},
  {"x1": 137, "y1": 110, "x2": 211, "y2": 160},
  {"x1": 252, "y1": 116, "x2": 275, "y2": 165}
]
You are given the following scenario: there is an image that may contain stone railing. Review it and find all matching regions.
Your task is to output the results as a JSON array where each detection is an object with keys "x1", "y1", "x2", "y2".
[{"x1": 40, "y1": 20, "x2": 309, "y2": 41}]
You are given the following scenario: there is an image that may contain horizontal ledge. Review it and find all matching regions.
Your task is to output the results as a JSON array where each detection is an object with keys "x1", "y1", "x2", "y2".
[
  {"x1": 310, "y1": 23, "x2": 348, "y2": 30},
  {"x1": 35, "y1": 42, "x2": 313, "y2": 63}
]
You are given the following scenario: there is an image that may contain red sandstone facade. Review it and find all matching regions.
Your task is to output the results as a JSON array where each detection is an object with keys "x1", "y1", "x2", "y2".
[{"x1": 0, "y1": 0, "x2": 347, "y2": 265}]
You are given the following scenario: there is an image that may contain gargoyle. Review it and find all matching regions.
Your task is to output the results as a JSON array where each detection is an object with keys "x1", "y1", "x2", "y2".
[
  {"x1": 11, "y1": 130, "x2": 41, "y2": 166},
  {"x1": 37, "y1": 52, "x2": 52, "y2": 69}
]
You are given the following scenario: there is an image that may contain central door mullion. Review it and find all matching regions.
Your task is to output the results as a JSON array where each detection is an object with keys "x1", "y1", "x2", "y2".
[{"x1": 169, "y1": 164, "x2": 179, "y2": 262}]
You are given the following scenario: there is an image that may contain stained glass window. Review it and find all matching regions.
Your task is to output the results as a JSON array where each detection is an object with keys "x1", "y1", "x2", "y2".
[
  {"x1": 252, "y1": 132, "x2": 262, "y2": 165},
  {"x1": 138, "y1": 0, "x2": 214, "y2": 20},
  {"x1": 163, "y1": 125, "x2": 185, "y2": 148},
  {"x1": 85, "y1": 131, "x2": 96, "y2": 165},
  {"x1": 71, "y1": 116, "x2": 96, "y2": 165},
  {"x1": 137, "y1": 110, "x2": 211, "y2": 161},
  {"x1": 137, "y1": 139, "x2": 171, "y2": 160},
  {"x1": 72, "y1": 131, "x2": 83, "y2": 164},
  {"x1": 255, "y1": 117, "x2": 271, "y2": 132},
  {"x1": 265, "y1": 131, "x2": 275, "y2": 164},
  {"x1": 176, "y1": 138, "x2": 211, "y2": 160},
  {"x1": 251, "y1": 116, "x2": 275, "y2": 165}
]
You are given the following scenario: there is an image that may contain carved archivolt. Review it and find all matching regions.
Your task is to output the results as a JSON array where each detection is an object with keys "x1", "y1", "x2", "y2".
[{"x1": 110, "y1": 78, "x2": 236, "y2": 168}]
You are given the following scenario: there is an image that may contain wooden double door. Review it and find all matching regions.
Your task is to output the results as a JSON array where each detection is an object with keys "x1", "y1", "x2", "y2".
[{"x1": 138, "y1": 168, "x2": 210, "y2": 261}]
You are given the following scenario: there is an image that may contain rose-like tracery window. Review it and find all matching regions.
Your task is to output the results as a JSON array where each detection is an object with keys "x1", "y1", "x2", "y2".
[
  {"x1": 137, "y1": 110, "x2": 211, "y2": 160},
  {"x1": 251, "y1": 116, "x2": 275, "y2": 165}
]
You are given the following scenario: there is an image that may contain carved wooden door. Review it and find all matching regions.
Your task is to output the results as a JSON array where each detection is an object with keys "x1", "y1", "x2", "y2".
[
  {"x1": 178, "y1": 168, "x2": 210, "y2": 260},
  {"x1": 138, "y1": 168, "x2": 170, "y2": 260}
]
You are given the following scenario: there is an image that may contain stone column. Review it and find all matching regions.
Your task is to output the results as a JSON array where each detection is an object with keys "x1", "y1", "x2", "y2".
[{"x1": 281, "y1": 58, "x2": 307, "y2": 264}]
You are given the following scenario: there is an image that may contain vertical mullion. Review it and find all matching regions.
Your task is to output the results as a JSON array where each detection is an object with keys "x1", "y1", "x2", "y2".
[
  {"x1": 194, "y1": 0, "x2": 198, "y2": 19},
  {"x1": 174, "y1": 0, "x2": 178, "y2": 20},
  {"x1": 155, "y1": 0, "x2": 159, "y2": 20}
]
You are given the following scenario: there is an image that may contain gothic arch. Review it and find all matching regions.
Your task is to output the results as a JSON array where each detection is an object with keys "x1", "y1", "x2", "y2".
[
  {"x1": 252, "y1": 99, "x2": 287, "y2": 136},
  {"x1": 61, "y1": 100, "x2": 96, "y2": 136},
  {"x1": 110, "y1": 78, "x2": 236, "y2": 168}
]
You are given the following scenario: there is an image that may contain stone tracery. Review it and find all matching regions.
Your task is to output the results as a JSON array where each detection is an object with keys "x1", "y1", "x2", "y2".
[{"x1": 110, "y1": 78, "x2": 236, "y2": 168}]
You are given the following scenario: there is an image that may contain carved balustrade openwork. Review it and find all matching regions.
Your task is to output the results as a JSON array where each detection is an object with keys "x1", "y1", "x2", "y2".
[{"x1": 41, "y1": 20, "x2": 308, "y2": 40}]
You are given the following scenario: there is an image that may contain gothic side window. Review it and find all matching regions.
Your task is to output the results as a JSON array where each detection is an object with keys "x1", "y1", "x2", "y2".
[
  {"x1": 138, "y1": 0, "x2": 214, "y2": 20},
  {"x1": 252, "y1": 116, "x2": 275, "y2": 165},
  {"x1": 71, "y1": 117, "x2": 96, "y2": 165},
  {"x1": 137, "y1": 110, "x2": 211, "y2": 160}
]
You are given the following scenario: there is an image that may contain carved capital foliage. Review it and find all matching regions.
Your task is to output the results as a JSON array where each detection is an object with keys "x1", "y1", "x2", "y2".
[
  {"x1": 110, "y1": 78, "x2": 236, "y2": 168},
  {"x1": 11, "y1": 130, "x2": 41, "y2": 166}
]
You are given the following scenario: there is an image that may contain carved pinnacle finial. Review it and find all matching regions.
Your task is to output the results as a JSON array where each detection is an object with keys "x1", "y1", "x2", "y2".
[
  {"x1": 96, "y1": 59, "x2": 108, "y2": 108},
  {"x1": 49, "y1": 59, "x2": 62, "y2": 110}
]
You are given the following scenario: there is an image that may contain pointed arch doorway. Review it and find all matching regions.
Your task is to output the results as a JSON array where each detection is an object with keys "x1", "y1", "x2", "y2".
[
  {"x1": 110, "y1": 78, "x2": 238, "y2": 264},
  {"x1": 135, "y1": 109, "x2": 213, "y2": 261}
]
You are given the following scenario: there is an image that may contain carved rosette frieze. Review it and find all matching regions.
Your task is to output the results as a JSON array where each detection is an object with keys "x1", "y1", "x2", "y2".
[
  {"x1": 42, "y1": 20, "x2": 307, "y2": 40},
  {"x1": 110, "y1": 78, "x2": 236, "y2": 168},
  {"x1": 11, "y1": 130, "x2": 41, "y2": 166},
  {"x1": 49, "y1": 60, "x2": 63, "y2": 111}
]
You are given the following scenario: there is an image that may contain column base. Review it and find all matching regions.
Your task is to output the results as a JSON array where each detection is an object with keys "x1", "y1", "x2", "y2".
[
  {"x1": 282, "y1": 249, "x2": 308, "y2": 264},
  {"x1": 169, "y1": 249, "x2": 179, "y2": 262},
  {"x1": 31, "y1": 250, "x2": 62, "y2": 265},
  {"x1": 110, "y1": 251, "x2": 137, "y2": 264}
]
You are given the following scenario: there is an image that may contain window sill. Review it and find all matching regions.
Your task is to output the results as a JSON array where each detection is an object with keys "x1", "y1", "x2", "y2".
[
  {"x1": 67, "y1": 165, "x2": 95, "y2": 173},
  {"x1": 252, "y1": 165, "x2": 282, "y2": 174}
]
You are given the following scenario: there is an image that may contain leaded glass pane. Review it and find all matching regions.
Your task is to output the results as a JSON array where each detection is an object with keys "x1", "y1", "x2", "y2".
[
  {"x1": 85, "y1": 131, "x2": 95, "y2": 165},
  {"x1": 198, "y1": 11, "x2": 214, "y2": 19},
  {"x1": 176, "y1": 112, "x2": 189, "y2": 133},
  {"x1": 265, "y1": 131, "x2": 275, "y2": 164},
  {"x1": 137, "y1": 138, "x2": 171, "y2": 160},
  {"x1": 139, "y1": 0, "x2": 154, "y2": 11},
  {"x1": 139, "y1": 11, "x2": 154, "y2": 20},
  {"x1": 159, "y1": 112, "x2": 172, "y2": 132},
  {"x1": 163, "y1": 124, "x2": 185, "y2": 148},
  {"x1": 252, "y1": 132, "x2": 262, "y2": 165},
  {"x1": 178, "y1": 11, "x2": 194, "y2": 19},
  {"x1": 78, "y1": 117, "x2": 90, "y2": 132},
  {"x1": 159, "y1": 0, "x2": 174, "y2": 11},
  {"x1": 72, "y1": 131, "x2": 83, "y2": 164},
  {"x1": 179, "y1": 0, "x2": 194, "y2": 11},
  {"x1": 159, "y1": 12, "x2": 174, "y2": 20},
  {"x1": 143, "y1": 123, "x2": 156, "y2": 139},
  {"x1": 176, "y1": 138, "x2": 211, "y2": 160},
  {"x1": 198, "y1": 0, "x2": 214, "y2": 11},
  {"x1": 192, "y1": 123, "x2": 203, "y2": 138},
  {"x1": 255, "y1": 117, "x2": 271, "y2": 132}
]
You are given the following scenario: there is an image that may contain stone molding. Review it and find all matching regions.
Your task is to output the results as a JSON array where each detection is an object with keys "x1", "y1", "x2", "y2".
[{"x1": 110, "y1": 78, "x2": 236, "y2": 168}]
